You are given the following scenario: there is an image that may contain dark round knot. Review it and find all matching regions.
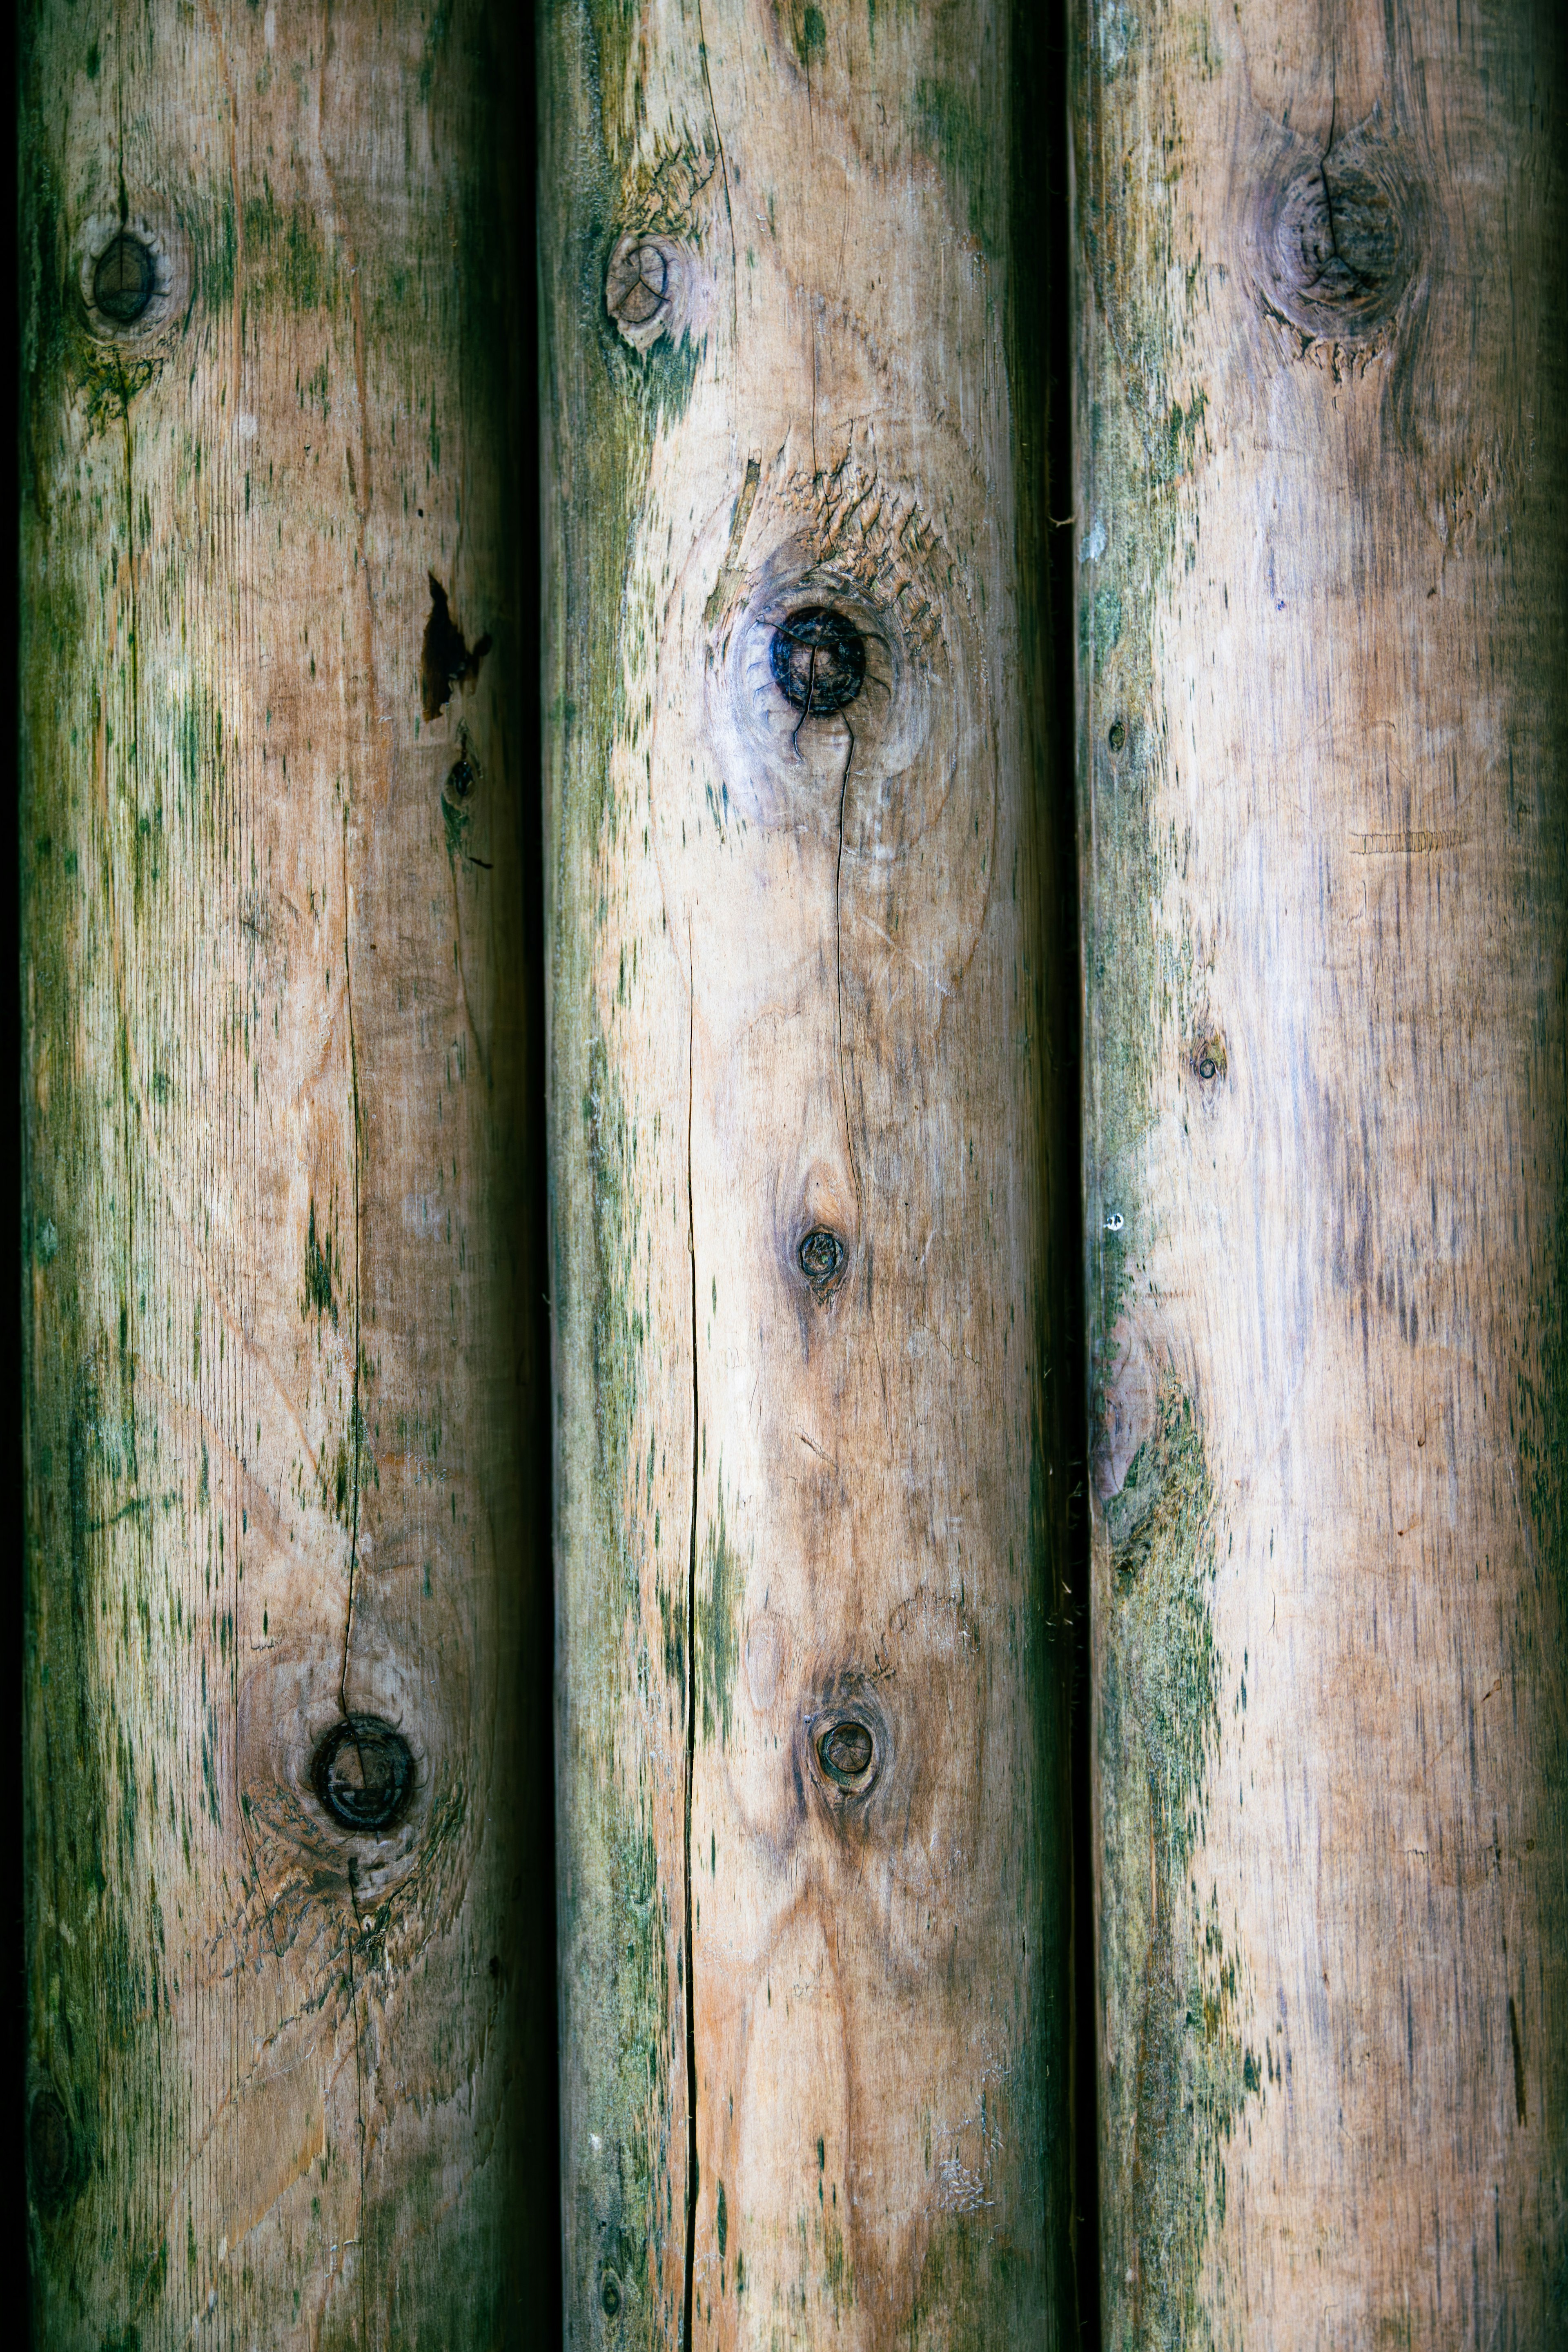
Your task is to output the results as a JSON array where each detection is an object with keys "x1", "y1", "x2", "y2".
[
  {"x1": 93, "y1": 233, "x2": 155, "y2": 325},
  {"x1": 310, "y1": 1715, "x2": 414, "y2": 1833},
  {"x1": 1253, "y1": 124, "x2": 1426, "y2": 351},
  {"x1": 606, "y1": 240, "x2": 668, "y2": 330},
  {"x1": 770, "y1": 608, "x2": 866, "y2": 719},
  {"x1": 797, "y1": 1225, "x2": 846, "y2": 1297},
  {"x1": 600, "y1": 2270, "x2": 622, "y2": 2318},
  {"x1": 1191, "y1": 1032, "x2": 1227, "y2": 1084},
  {"x1": 817, "y1": 1717, "x2": 875, "y2": 1787}
]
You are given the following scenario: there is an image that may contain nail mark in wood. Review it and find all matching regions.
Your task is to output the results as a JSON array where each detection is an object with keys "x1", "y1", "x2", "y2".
[
  {"x1": 310, "y1": 1714, "x2": 414, "y2": 1833},
  {"x1": 421, "y1": 574, "x2": 492, "y2": 722}
]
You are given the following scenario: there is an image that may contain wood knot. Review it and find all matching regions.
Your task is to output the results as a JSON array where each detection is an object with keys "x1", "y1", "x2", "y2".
[
  {"x1": 605, "y1": 232, "x2": 700, "y2": 354},
  {"x1": 770, "y1": 607, "x2": 866, "y2": 720},
  {"x1": 310, "y1": 1714, "x2": 414, "y2": 1833},
  {"x1": 817, "y1": 1718, "x2": 875, "y2": 1786},
  {"x1": 1190, "y1": 1029, "x2": 1227, "y2": 1085},
  {"x1": 797, "y1": 1223, "x2": 848, "y2": 1300},
  {"x1": 93, "y1": 232, "x2": 154, "y2": 324},
  {"x1": 606, "y1": 238, "x2": 668, "y2": 328},
  {"x1": 1248, "y1": 109, "x2": 1427, "y2": 364},
  {"x1": 75, "y1": 201, "x2": 190, "y2": 353},
  {"x1": 803, "y1": 1688, "x2": 887, "y2": 1811}
]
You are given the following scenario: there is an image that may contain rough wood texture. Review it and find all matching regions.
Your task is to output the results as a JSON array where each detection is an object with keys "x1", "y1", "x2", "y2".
[
  {"x1": 1073, "y1": 0, "x2": 1567, "y2": 2341},
  {"x1": 542, "y1": 3, "x2": 1074, "y2": 2343},
  {"x1": 21, "y1": 4, "x2": 544, "y2": 2343}
]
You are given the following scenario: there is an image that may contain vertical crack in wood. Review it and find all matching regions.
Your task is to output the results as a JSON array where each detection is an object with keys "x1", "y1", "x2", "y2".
[
  {"x1": 693, "y1": 0, "x2": 739, "y2": 348},
  {"x1": 346, "y1": 1927, "x2": 370, "y2": 2347},
  {"x1": 337, "y1": 811, "x2": 364, "y2": 1723},
  {"x1": 833, "y1": 725, "x2": 860, "y2": 1222},
  {"x1": 683, "y1": 929, "x2": 700, "y2": 2350}
]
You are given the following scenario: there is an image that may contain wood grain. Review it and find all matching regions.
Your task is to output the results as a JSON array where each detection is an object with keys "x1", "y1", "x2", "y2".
[
  {"x1": 1072, "y1": 0, "x2": 1568, "y2": 2340},
  {"x1": 20, "y1": 3, "x2": 545, "y2": 2343},
  {"x1": 542, "y1": 3, "x2": 1075, "y2": 2343}
]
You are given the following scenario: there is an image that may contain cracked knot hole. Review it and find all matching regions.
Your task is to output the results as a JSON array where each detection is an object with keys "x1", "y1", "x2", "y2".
[
  {"x1": 817, "y1": 1718, "x2": 875, "y2": 1787},
  {"x1": 797, "y1": 1225, "x2": 846, "y2": 1296},
  {"x1": 771, "y1": 608, "x2": 866, "y2": 719},
  {"x1": 607, "y1": 240, "x2": 669, "y2": 329},
  {"x1": 93, "y1": 232, "x2": 154, "y2": 325},
  {"x1": 310, "y1": 1714, "x2": 414, "y2": 1833}
]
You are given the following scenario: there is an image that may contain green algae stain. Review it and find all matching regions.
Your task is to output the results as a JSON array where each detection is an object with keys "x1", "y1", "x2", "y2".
[
  {"x1": 695, "y1": 1482, "x2": 740, "y2": 1749},
  {"x1": 1083, "y1": 582, "x2": 1123, "y2": 664},
  {"x1": 302, "y1": 1200, "x2": 340, "y2": 1329},
  {"x1": 196, "y1": 190, "x2": 237, "y2": 318},
  {"x1": 797, "y1": 4, "x2": 826, "y2": 64},
  {"x1": 418, "y1": 0, "x2": 453, "y2": 100},
  {"x1": 910, "y1": 76, "x2": 998, "y2": 252},
  {"x1": 441, "y1": 793, "x2": 470, "y2": 863},
  {"x1": 1518, "y1": 1107, "x2": 1568, "y2": 1621},
  {"x1": 1097, "y1": 1380, "x2": 1256, "y2": 2351},
  {"x1": 241, "y1": 188, "x2": 332, "y2": 313}
]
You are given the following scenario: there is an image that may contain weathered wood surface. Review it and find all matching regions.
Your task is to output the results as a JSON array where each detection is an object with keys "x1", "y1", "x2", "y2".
[
  {"x1": 542, "y1": 2, "x2": 1074, "y2": 2343},
  {"x1": 1073, "y1": 0, "x2": 1567, "y2": 2342},
  {"x1": 21, "y1": 3, "x2": 544, "y2": 2343}
]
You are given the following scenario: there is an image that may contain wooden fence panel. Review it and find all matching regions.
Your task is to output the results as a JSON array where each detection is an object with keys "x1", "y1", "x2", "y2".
[
  {"x1": 21, "y1": 4, "x2": 543, "y2": 2343},
  {"x1": 1073, "y1": 0, "x2": 1568, "y2": 2340},
  {"x1": 541, "y1": 3, "x2": 1076, "y2": 2343}
]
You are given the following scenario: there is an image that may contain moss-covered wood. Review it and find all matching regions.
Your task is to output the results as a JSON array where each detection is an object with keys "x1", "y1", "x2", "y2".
[
  {"x1": 1073, "y1": 0, "x2": 1568, "y2": 2339},
  {"x1": 541, "y1": 2, "x2": 1076, "y2": 2343},
  {"x1": 21, "y1": 4, "x2": 545, "y2": 2343}
]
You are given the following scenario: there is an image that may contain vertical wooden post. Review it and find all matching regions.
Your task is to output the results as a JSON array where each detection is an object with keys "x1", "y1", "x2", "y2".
[
  {"x1": 21, "y1": 3, "x2": 542, "y2": 2342},
  {"x1": 542, "y1": 2, "x2": 1074, "y2": 2343},
  {"x1": 1074, "y1": 0, "x2": 1567, "y2": 2339}
]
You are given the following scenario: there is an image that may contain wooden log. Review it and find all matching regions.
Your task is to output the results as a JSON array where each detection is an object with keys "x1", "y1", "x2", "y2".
[
  {"x1": 20, "y1": 3, "x2": 546, "y2": 2342},
  {"x1": 542, "y1": 2, "x2": 1075, "y2": 2342},
  {"x1": 1073, "y1": 0, "x2": 1568, "y2": 2339}
]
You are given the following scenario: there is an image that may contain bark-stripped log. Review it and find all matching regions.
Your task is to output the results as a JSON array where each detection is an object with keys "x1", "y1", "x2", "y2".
[
  {"x1": 1074, "y1": 0, "x2": 1567, "y2": 2341},
  {"x1": 21, "y1": 4, "x2": 545, "y2": 2343},
  {"x1": 543, "y1": 3, "x2": 1074, "y2": 2343}
]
